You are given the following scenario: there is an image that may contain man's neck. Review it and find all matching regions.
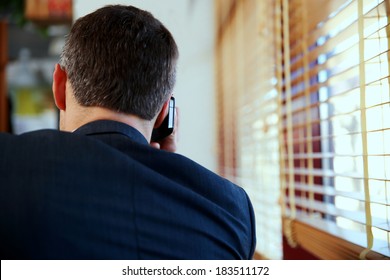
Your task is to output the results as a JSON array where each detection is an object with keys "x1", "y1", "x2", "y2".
[{"x1": 60, "y1": 106, "x2": 154, "y2": 142}]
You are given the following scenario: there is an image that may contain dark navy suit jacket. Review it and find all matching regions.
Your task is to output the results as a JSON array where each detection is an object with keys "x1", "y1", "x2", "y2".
[{"x1": 0, "y1": 120, "x2": 256, "y2": 259}]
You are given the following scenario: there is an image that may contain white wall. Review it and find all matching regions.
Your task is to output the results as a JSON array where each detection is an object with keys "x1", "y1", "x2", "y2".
[{"x1": 73, "y1": 0, "x2": 217, "y2": 172}]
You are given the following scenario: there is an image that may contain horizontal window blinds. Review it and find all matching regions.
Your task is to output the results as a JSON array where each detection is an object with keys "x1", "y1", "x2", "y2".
[
  {"x1": 280, "y1": 0, "x2": 390, "y2": 258},
  {"x1": 216, "y1": 0, "x2": 282, "y2": 259}
]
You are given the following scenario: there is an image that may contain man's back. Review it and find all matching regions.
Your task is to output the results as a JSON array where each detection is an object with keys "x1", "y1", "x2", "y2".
[{"x1": 0, "y1": 120, "x2": 256, "y2": 259}]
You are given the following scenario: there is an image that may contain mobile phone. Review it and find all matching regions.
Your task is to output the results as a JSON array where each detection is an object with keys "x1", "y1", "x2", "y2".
[{"x1": 151, "y1": 97, "x2": 175, "y2": 142}]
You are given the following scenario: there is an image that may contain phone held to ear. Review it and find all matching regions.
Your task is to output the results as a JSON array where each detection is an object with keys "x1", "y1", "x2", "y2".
[{"x1": 151, "y1": 97, "x2": 175, "y2": 142}]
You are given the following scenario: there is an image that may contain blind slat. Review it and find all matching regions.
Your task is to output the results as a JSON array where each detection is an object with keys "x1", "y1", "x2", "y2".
[
  {"x1": 282, "y1": 167, "x2": 390, "y2": 181},
  {"x1": 289, "y1": 196, "x2": 390, "y2": 231},
  {"x1": 289, "y1": 211, "x2": 390, "y2": 258},
  {"x1": 293, "y1": 182, "x2": 390, "y2": 205}
]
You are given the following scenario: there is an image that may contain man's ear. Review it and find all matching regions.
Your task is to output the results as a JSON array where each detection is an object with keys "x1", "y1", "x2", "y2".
[
  {"x1": 52, "y1": 64, "x2": 67, "y2": 111},
  {"x1": 154, "y1": 98, "x2": 170, "y2": 128}
]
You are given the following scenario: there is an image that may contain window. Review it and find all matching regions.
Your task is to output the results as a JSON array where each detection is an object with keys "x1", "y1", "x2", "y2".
[
  {"x1": 215, "y1": 0, "x2": 282, "y2": 259},
  {"x1": 280, "y1": 0, "x2": 389, "y2": 259},
  {"x1": 216, "y1": 0, "x2": 390, "y2": 259}
]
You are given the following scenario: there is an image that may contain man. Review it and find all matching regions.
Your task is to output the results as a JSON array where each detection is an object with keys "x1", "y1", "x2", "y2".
[{"x1": 0, "y1": 5, "x2": 256, "y2": 259}]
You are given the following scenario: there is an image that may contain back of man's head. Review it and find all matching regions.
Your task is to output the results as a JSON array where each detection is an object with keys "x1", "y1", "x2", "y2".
[{"x1": 60, "y1": 5, "x2": 179, "y2": 120}]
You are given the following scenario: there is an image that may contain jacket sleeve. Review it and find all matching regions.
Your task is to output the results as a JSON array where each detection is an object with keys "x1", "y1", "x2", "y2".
[{"x1": 244, "y1": 190, "x2": 257, "y2": 259}]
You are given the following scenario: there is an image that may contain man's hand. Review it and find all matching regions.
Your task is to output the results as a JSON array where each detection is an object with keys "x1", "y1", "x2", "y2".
[{"x1": 150, "y1": 107, "x2": 179, "y2": 152}]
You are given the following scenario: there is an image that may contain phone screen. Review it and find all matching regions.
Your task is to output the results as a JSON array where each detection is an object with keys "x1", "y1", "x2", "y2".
[{"x1": 151, "y1": 97, "x2": 175, "y2": 142}]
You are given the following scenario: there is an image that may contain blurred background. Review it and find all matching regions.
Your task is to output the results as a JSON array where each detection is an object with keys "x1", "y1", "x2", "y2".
[
  {"x1": 0, "y1": 0, "x2": 70, "y2": 135},
  {"x1": 0, "y1": 0, "x2": 389, "y2": 260}
]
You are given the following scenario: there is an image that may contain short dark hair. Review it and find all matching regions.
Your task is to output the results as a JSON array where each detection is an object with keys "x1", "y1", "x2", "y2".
[{"x1": 60, "y1": 5, "x2": 178, "y2": 120}]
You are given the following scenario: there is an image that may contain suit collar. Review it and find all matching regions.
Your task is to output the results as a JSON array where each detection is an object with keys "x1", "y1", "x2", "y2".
[{"x1": 73, "y1": 120, "x2": 148, "y2": 145}]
